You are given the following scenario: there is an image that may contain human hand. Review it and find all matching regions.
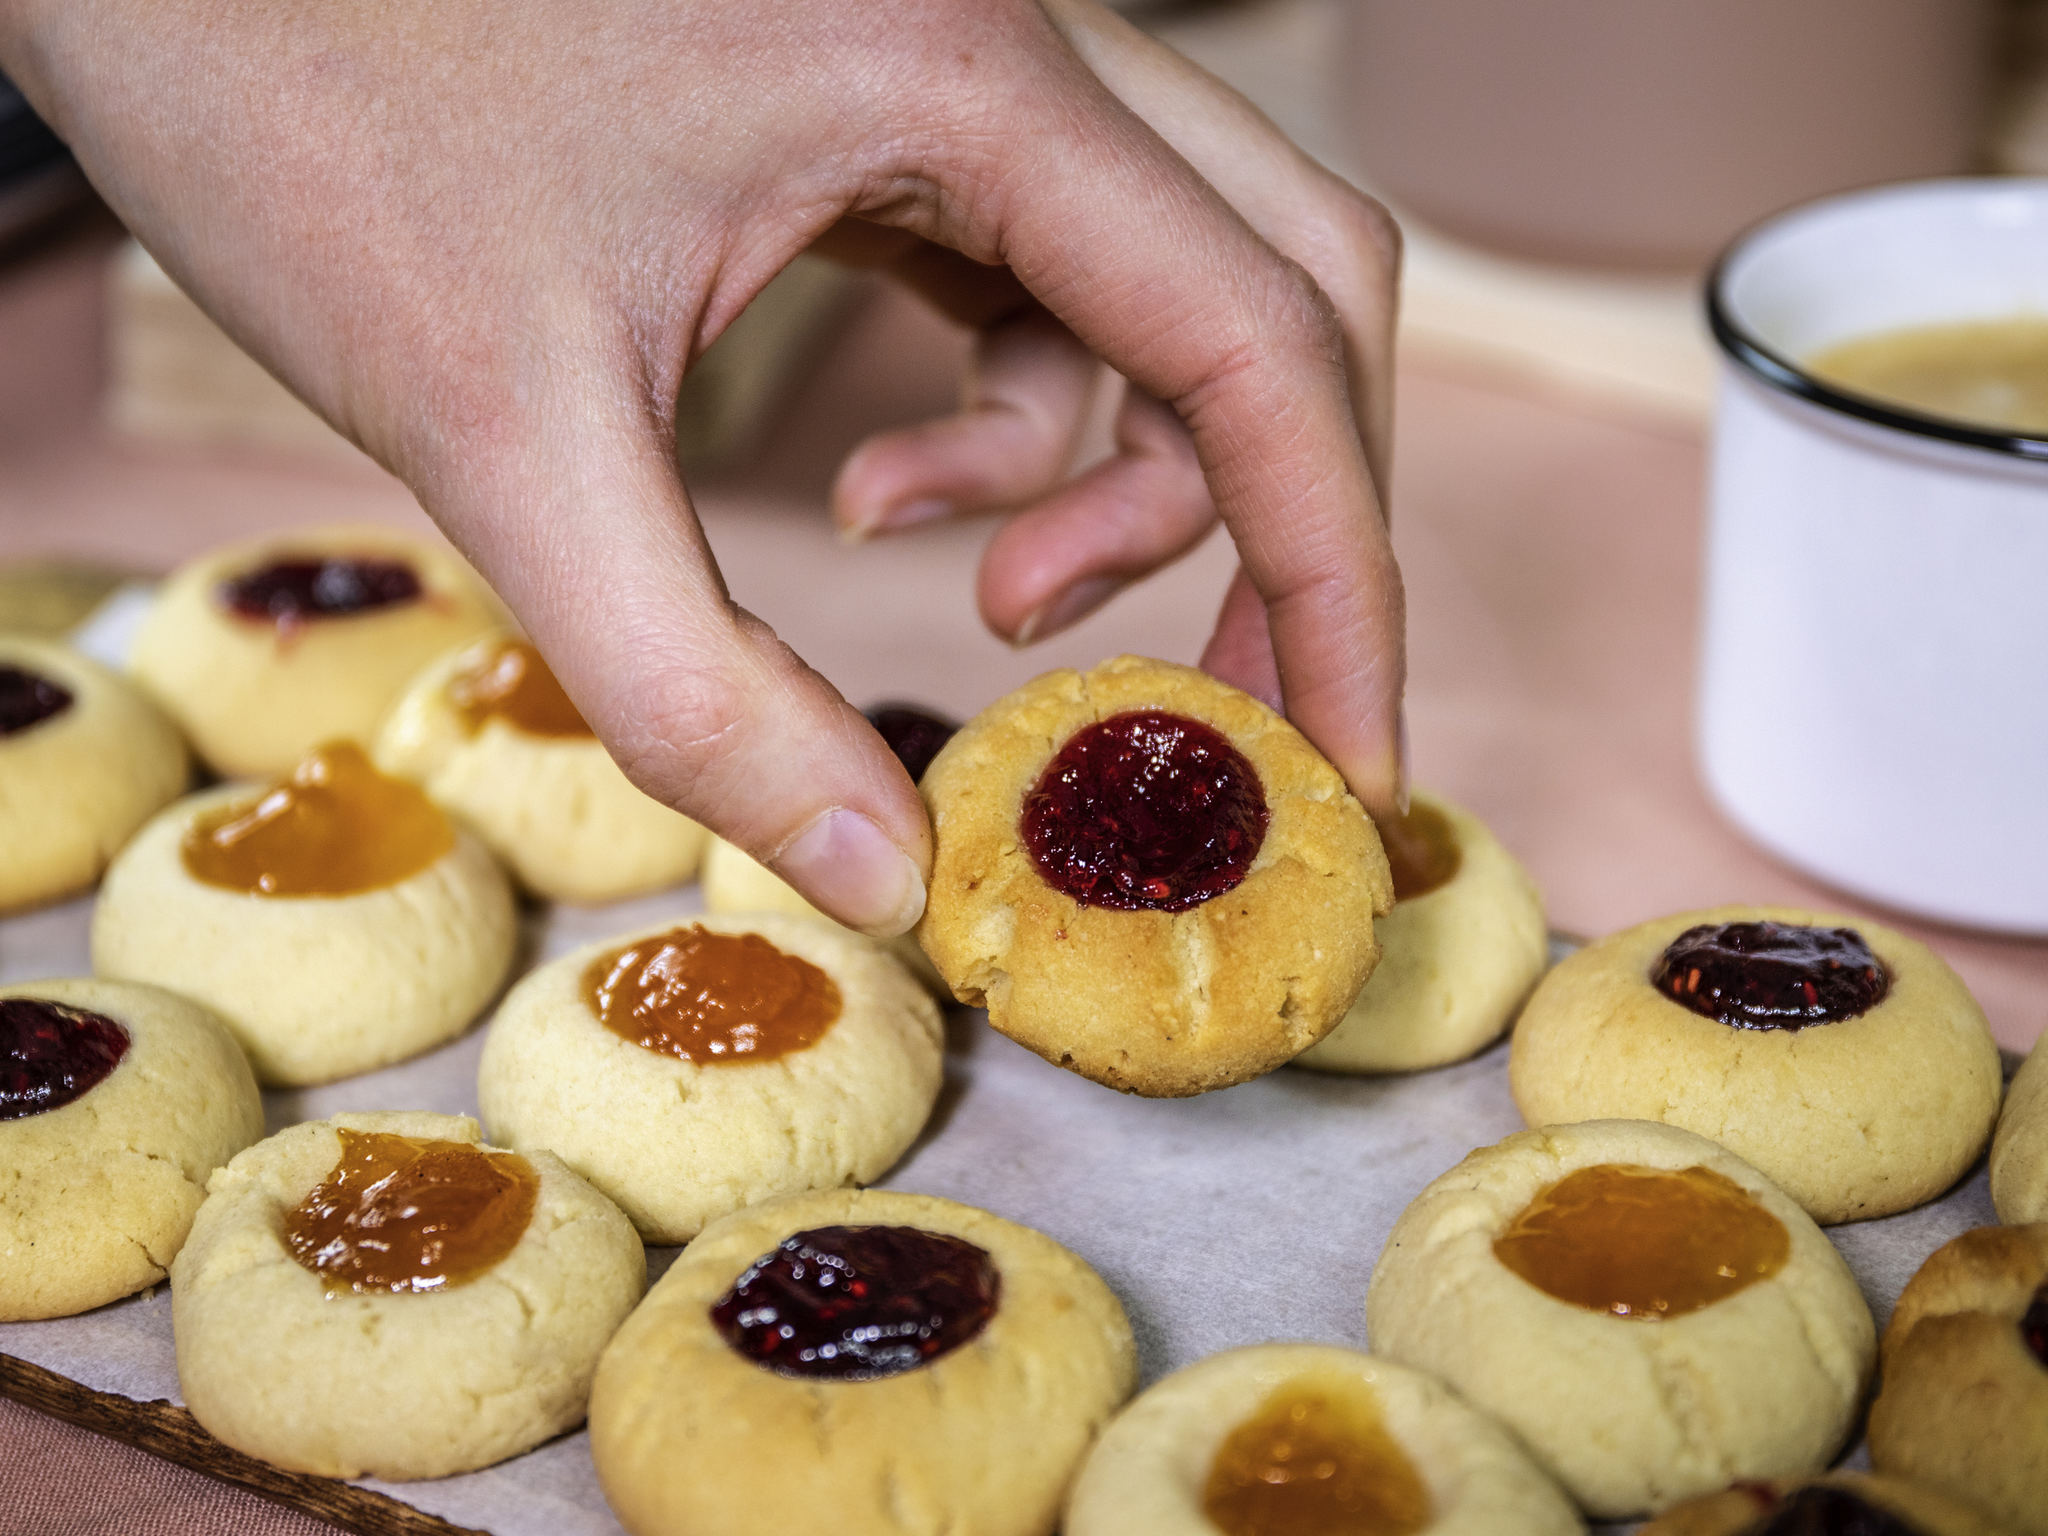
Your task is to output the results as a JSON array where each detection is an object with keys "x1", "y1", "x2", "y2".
[{"x1": 0, "y1": 0, "x2": 1403, "y2": 936}]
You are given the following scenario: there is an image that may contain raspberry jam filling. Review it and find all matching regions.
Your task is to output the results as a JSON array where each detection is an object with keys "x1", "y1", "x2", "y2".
[
  {"x1": 0, "y1": 998, "x2": 129, "y2": 1121},
  {"x1": 1020, "y1": 711, "x2": 1268, "y2": 912},
  {"x1": 449, "y1": 638, "x2": 592, "y2": 738},
  {"x1": 1746, "y1": 1484, "x2": 1922, "y2": 1536},
  {"x1": 1652, "y1": 920, "x2": 1889, "y2": 1031},
  {"x1": 710, "y1": 1224, "x2": 999, "y2": 1380},
  {"x1": 284, "y1": 1128, "x2": 538, "y2": 1295},
  {"x1": 584, "y1": 924, "x2": 842, "y2": 1065},
  {"x1": 1493, "y1": 1164, "x2": 1790, "y2": 1321},
  {"x1": 0, "y1": 664, "x2": 73, "y2": 737},
  {"x1": 2022, "y1": 1282, "x2": 2048, "y2": 1369},
  {"x1": 218, "y1": 556, "x2": 422, "y2": 624},
  {"x1": 1202, "y1": 1376, "x2": 1432, "y2": 1536},
  {"x1": 864, "y1": 702, "x2": 957, "y2": 783},
  {"x1": 181, "y1": 741, "x2": 455, "y2": 896}
]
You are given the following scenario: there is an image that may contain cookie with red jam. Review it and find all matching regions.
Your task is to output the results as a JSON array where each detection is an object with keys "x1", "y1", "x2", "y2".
[
  {"x1": 1508, "y1": 905, "x2": 2000, "y2": 1223},
  {"x1": 1867, "y1": 1224, "x2": 2048, "y2": 1536},
  {"x1": 916, "y1": 656, "x2": 1390, "y2": 1096},
  {"x1": 588, "y1": 1188, "x2": 1134, "y2": 1536},
  {"x1": 131, "y1": 524, "x2": 500, "y2": 776}
]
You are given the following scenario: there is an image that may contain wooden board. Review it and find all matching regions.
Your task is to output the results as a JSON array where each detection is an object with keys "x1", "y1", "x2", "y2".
[{"x1": 0, "y1": 1353, "x2": 485, "y2": 1536}]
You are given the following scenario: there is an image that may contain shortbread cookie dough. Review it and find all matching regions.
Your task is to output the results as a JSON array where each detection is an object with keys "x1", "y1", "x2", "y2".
[
  {"x1": 1297, "y1": 790, "x2": 1547, "y2": 1074},
  {"x1": 1639, "y1": 1472, "x2": 2004, "y2": 1535},
  {"x1": 1991, "y1": 1033, "x2": 2048, "y2": 1223},
  {"x1": 0, "y1": 637, "x2": 188, "y2": 913},
  {"x1": 1868, "y1": 1223, "x2": 2048, "y2": 1536},
  {"x1": 1366, "y1": 1119, "x2": 1874, "y2": 1519},
  {"x1": 701, "y1": 834, "x2": 946, "y2": 994},
  {"x1": 479, "y1": 912, "x2": 943, "y2": 1242},
  {"x1": 376, "y1": 633, "x2": 705, "y2": 902},
  {"x1": 1509, "y1": 905, "x2": 2001, "y2": 1223},
  {"x1": 173, "y1": 1111, "x2": 643, "y2": 1480},
  {"x1": 131, "y1": 524, "x2": 500, "y2": 776},
  {"x1": 93, "y1": 742, "x2": 517, "y2": 1085},
  {"x1": 1066, "y1": 1343, "x2": 1581, "y2": 1536},
  {"x1": 590, "y1": 1187, "x2": 1134, "y2": 1536},
  {"x1": 918, "y1": 656, "x2": 1390, "y2": 1097},
  {"x1": 1, "y1": 979, "x2": 261, "y2": 1321}
]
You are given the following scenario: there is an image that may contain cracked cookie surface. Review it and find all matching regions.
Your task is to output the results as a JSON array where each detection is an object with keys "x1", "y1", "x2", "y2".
[
  {"x1": 1509, "y1": 905, "x2": 2001, "y2": 1223},
  {"x1": 916, "y1": 656, "x2": 1390, "y2": 1097},
  {"x1": 1, "y1": 977, "x2": 262, "y2": 1320},
  {"x1": 171, "y1": 1110, "x2": 644, "y2": 1480},
  {"x1": 1366, "y1": 1120, "x2": 1874, "y2": 1520}
]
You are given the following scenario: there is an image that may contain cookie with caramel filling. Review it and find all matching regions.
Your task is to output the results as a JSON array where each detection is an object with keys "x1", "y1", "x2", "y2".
[
  {"x1": 1366, "y1": 1119, "x2": 1874, "y2": 1520},
  {"x1": 917, "y1": 656, "x2": 1389, "y2": 1098},
  {"x1": 1510, "y1": 905, "x2": 2000, "y2": 1223}
]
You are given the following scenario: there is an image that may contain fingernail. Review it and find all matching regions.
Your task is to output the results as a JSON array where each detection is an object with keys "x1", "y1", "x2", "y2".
[
  {"x1": 1395, "y1": 709, "x2": 1412, "y2": 817},
  {"x1": 772, "y1": 808, "x2": 927, "y2": 938},
  {"x1": 842, "y1": 497, "x2": 951, "y2": 546},
  {"x1": 1013, "y1": 575, "x2": 1123, "y2": 648}
]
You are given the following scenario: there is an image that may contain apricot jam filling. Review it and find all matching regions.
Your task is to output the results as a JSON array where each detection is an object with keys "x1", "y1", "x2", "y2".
[
  {"x1": 864, "y1": 702, "x2": 956, "y2": 782},
  {"x1": 1653, "y1": 921, "x2": 1888, "y2": 1031},
  {"x1": 181, "y1": 741, "x2": 455, "y2": 896},
  {"x1": 1493, "y1": 1164, "x2": 1790, "y2": 1320},
  {"x1": 1020, "y1": 710, "x2": 1268, "y2": 912},
  {"x1": 0, "y1": 664, "x2": 73, "y2": 737},
  {"x1": 584, "y1": 925, "x2": 841, "y2": 1065},
  {"x1": 285, "y1": 1128, "x2": 537, "y2": 1295},
  {"x1": 709, "y1": 1224, "x2": 999, "y2": 1379},
  {"x1": 219, "y1": 555, "x2": 421, "y2": 625},
  {"x1": 0, "y1": 998, "x2": 128, "y2": 1120},
  {"x1": 1378, "y1": 801, "x2": 1462, "y2": 902},
  {"x1": 449, "y1": 639, "x2": 592, "y2": 739},
  {"x1": 1203, "y1": 1376, "x2": 1432, "y2": 1536},
  {"x1": 1746, "y1": 1484, "x2": 1922, "y2": 1536}
]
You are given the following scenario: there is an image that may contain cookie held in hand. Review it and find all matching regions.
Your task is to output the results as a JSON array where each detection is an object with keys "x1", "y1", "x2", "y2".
[{"x1": 917, "y1": 656, "x2": 1390, "y2": 1097}]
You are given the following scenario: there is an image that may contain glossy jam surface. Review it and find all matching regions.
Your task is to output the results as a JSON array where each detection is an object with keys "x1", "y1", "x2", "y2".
[
  {"x1": 2021, "y1": 1282, "x2": 2048, "y2": 1369},
  {"x1": 0, "y1": 664, "x2": 73, "y2": 738},
  {"x1": 1493, "y1": 1164, "x2": 1790, "y2": 1320},
  {"x1": 284, "y1": 1129, "x2": 537, "y2": 1295},
  {"x1": 449, "y1": 639, "x2": 592, "y2": 738},
  {"x1": 181, "y1": 741, "x2": 455, "y2": 896},
  {"x1": 1748, "y1": 1485, "x2": 1923, "y2": 1536},
  {"x1": 219, "y1": 556, "x2": 422, "y2": 625},
  {"x1": 1652, "y1": 921, "x2": 1889, "y2": 1031},
  {"x1": 0, "y1": 999, "x2": 129, "y2": 1121},
  {"x1": 864, "y1": 702, "x2": 957, "y2": 782},
  {"x1": 1020, "y1": 710, "x2": 1268, "y2": 912},
  {"x1": 709, "y1": 1224, "x2": 999, "y2": 1379},
  {"x1": 1379, "y1": 801, "x2": 1462, "y2": 902},
  {"x1": 584, "y1": 925, "x2": 841, "y2": 1064},
  {"x1": 1202, "y1": 1377, "x2": 1432, "y2": 1536}
]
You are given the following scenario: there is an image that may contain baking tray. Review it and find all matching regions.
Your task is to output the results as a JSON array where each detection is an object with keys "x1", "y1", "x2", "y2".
[{"x1": 0, "y1": 876, "x2": 2005, "y2": 1535}]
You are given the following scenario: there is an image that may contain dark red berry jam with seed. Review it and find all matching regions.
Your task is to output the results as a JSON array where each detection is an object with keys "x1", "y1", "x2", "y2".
[
  {"x1": 709, "y1": 1224, "x2": 999, "y2": 1380},
  {"x1": 1749, "y1": 1485, "x2": 1923, "y2": 1536},
  {"x1": 0, "y1": 664, "x2": 73, "y2": 737},
  {"x1": 218, "y1": 557, "x2": 422, "y2": 623},
  {"x1": 1020, "y1": 710, "x2": 1268, "y2": 913},
  {"x1": 0, "y1": 998, "x2": 129, "y2": 1120},
  {"x1": 2021, "y1": 1282, "x2": 2048, "y2": 1369},
  {"x1": 864, "y1": 703, "x2": 957, "y2": 783},
  {"x1": 1652, "y1": 921, "x2": 1889, "y2": 1031}
]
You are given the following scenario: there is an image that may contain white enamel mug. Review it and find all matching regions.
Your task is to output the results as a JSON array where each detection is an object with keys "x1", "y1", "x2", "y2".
[{"x1": 1700, "y1": 179, "x2": 2048, "y2": 934}]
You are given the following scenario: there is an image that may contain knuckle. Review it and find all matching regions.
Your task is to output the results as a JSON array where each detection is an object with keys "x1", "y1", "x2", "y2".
[{"x1": 607, "y1": 662, "x2": 751, "y2": 805}]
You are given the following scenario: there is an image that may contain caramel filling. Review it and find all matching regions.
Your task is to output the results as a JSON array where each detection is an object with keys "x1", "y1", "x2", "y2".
[
  {"x1": 584, "y1": 925, "x2": 841, "y2": 1064},
  {"x1": 449, "y1": 638, "x2": 592, "y2": 739},
  {"x1": 182, "y1": 741, "x2": 455, "y2": 896},
  {"x1": 284, "y1": 1129, "x2": 537, "y2": 1295},
  {"x1": 1203, "y1": 1376, "x2": 1432, "y2": 1536},
  {"x1": 1378, "y1": 801, "x2": 1462, "y2": 902},
  {"x1": 1494, "y1": 1164, "x2": 1790, "y2": 1320}
]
